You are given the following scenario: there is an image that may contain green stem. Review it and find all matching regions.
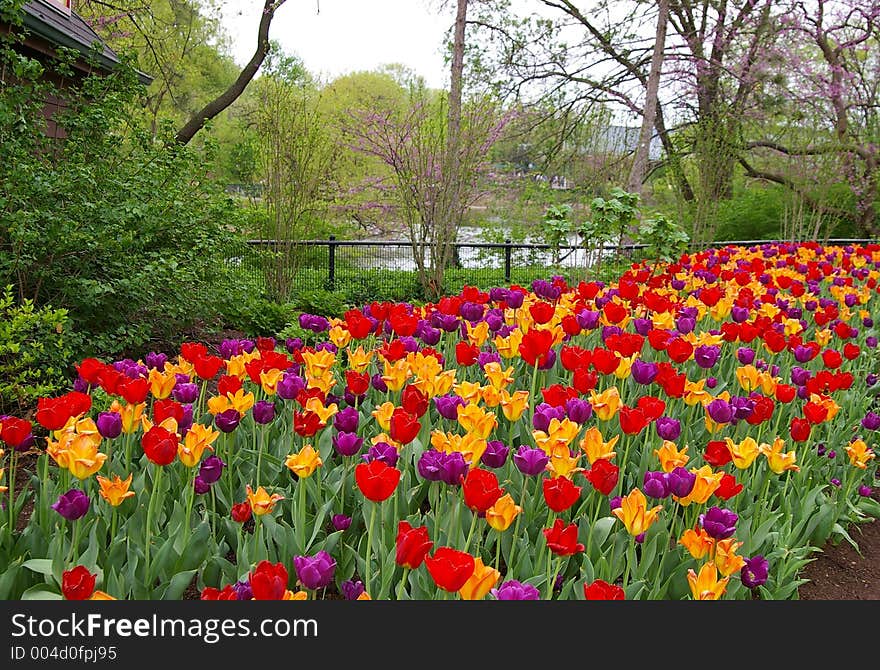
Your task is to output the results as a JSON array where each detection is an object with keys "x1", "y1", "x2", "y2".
[
  {"x1": 507, "y1": 487, "x2": 528, "y2": 573},
  {"x1": 463, "y1": 509, "x2": 478, "y2": 553},
  {"x1": 495, "y1": 531, "x2": 502, "y2": 573},
  {"x1": 529, "y1": 363, "x2": 540, "y2": 428},
  {"x1": 8, "y1": 450, "x2": 17, "y2": 531},
  {"x1": 396, "y1": 566, "x2": 410, "y2": 600},
  {"x1": 110, "y1": 506, "x2": 118, "y2": 543},
  {"x1": 365, "y1": 502, "x2": 377, "y2": 596},
  {"x1": 144, "y1": 464, "x2": 164, "y2": 580},
  {"x1": 256, "y1": 427, "x2": 265, "y2": 489},
  {"x1": 547, "y1": 556, "x2": 563, "y2": 600},
  {"x1": 184, "y1": 468, "x2": 196, "y2": 542},
  {"x1": 67, "y1": 518, "x2": 80, "y2": 564},
  {"x1": 296, "y1": 476, "x2": 307, "y2": 552}
]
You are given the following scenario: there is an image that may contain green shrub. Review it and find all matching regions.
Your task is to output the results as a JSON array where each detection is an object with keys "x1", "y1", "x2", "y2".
[{"x1": 0, "y1": 285, "x2": 71, "y2": 415}]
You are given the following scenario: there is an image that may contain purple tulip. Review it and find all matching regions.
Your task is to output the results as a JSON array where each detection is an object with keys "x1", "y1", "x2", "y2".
[
  {"x1": 700, "y1": 506, "x2": 738, "y2": 540},
  {"x1": 729, "y1": 396, "x2": 754, "y2": 421},
  {"x1": 214, "y1": 408, "x2": 241, "y2": 433},
  {"x1": 332, "y1": 514, "x2": 352, "y2": 531},
  {"x1": 434, "y1": 394, "x2": 466, "y2": 421},
  {"x1": 513, "y1": 445, "x2": 549, "y2": 477},
  {"x1": 341, "y1": 579, "x2": 365, "y2": 600},
  {"x1": 667, "y1": 467, "x2": 696, "y2": 498},
  {"x1": 861, "y1": 412, "x2": 880, "y2": 431},
  {"x1": 731, "y1": 306, "x2": 750, "y2": 323},
  {"x1": 565, "y1": 398, "x2": 592, "y2": 424},
  {"x1": 609, "y1": 496, "x2": 622, "y2": 511},
  {"x1": 333, "y1": 406, "x2": 360, "y2": 433},
  {"x1": 371, "y1": 373, "x2": 388, "y2": 393},
  {"x1": 632, "y1": 318, "x2": 653, "y2": 336},
  {"x1": 706, "y1": 398, "x2": 734, "y2": 424},
  {"x1": 199, "y1": 455, "x2": 225, "y2": 484},
  {"x1": 577, "y1": 309, "x2": 600, "y2": 330},
  {"x1": 252, "y1": 400, "x2": 276, "y2": 425},
  {"x1": 506, "y1": 290, "x2": 525, "y2": 309},
  {"x1": 363, "y1": 442, "x2": 400, "y2": 468},
  {"x1": 858, "y1": 485, "x2": 872, "y2": 497},
  {"x1": 533, "y1": 403, "x2": 566, "y2": 432},
  {"x1": 332, "y1": 431, "x2": 363, "y2": 457},
  {"x1": 489, "y1": 287, "x2": 509, "y2": 303},
  {"x1": 460, "y1": 302, "x2": 484, "y2": 322},
  {"x1": 437, "y1": 451, "x2": 469, "y2": 486},
  {"x1": 491, "y1": 580, "x2": 541, "y2": 600},
  {"x1": 643, "y1": 471, "x2": 669, "y2": 499},
  {"x1": 631, "y1": 359, "x2": 658, "y2": 385},
  {"x1": 477, "y1": 350, "x2": 502, "y2": 368},
  {"x1": 228, "y1": 580, "x2": 252, "y2": 601},
  {"x1": 276, "y1": 373, "x2": 306, "y2": 401},
  {"x1": 95, "y1": 411, "x2": 122, "y2": 440},
  {"x1": 481, "y1": 440, "x2": 509, "y2": 469},
  {"x1": 293, "y1": 550, "x2": 336, "y2": 590},
  {"x1": 694, "y1": 345, "x2": 720, "y2": 369},
  {"x1": 538, "y1": 348, "x2": 557, "y2": 370},
  {"x1": 655, "y1": 417, "x2": 681, "y2": 441},
  {"x1": 740, "y1": 555, "x2": 769, "y2": 589},
  {"x1": 676, "y1": 316, "x2": 696, "y2": 334},
  {"x1": 51, "y1": 489, "x2": 90, "y2": 521},
  {"x1": 172, "y1": 382, "x2": 200, "y2": 404},
  {"x1": 736, "y1": 347, "x2": 756, "y2": 365},
  {"x1": 193, "y1": 475, "x2": 211, "y2": 495},
  {"x1": 145, "y1": 352, "x2": 168, "y2": 370}
]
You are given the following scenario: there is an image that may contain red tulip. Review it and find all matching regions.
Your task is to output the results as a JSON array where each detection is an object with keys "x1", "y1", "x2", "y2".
[
  {"x1": 560, "y1": 346, "x2": 591, "y2": 372},
  {"x1": 529, "y1": 301, "x2": 555, "y2": 324},
  {"x1": 572, "y1": 368, "x2": 598, "y2": 394},
  {"x1": 461, "y1": 468, "x2": 503, "y2": 513},
  {"x1": 344, "y1": 309, "x2": 373, "y2": 339},
  {"x1": 618, "y1": 405, "x2": 649, "y2": 435},
  {"x1": 0, "y1": 417, "x2": 32, "y2": 449},
  {"x1": 584, "y1": 458, "x2": 619, "y2": 496},
  {"x1": 637, "y1": 396, "x2": 666, "y2": 421},
  {"x1": 61, "y1": 565, "x2": 96, "y2": 600},
  {"x1": 75, "y1": 357, "x2": 107, "y2": 385},
  {"x1": 666, "y1": 338, "x2": 693, "y2": 363},
  {"x1": 119, "y1": 377, "x2": 149, "y2": 405},
  {"x1": 36, "y1": 396, "x2": 73, "y2": 431},
  {"x1": 249, "y1": 560, "x2": 288, "y2": 600},
  {"x1": 583, "y1": 578, "x2": 625, "y2": 600},
  {"x1": 180, "y1": 342, "x2": 208, "y2": 363},
  {"x1": 774, "y1": 384, "x2": 796, "y2": 403},
  {"x1": 389, "y1": 407, "x2": 421, "y2": 445},
  {"x1": 402, "y1": 385, "x2": 429, "y2": 418},
  {"x1": 519, "y1": 328, "x2": 554, "y2": 367},
  {"x1": 821, "y1": 349, "x2": 842, "y2": 369},
  {"x1": 396, "y1": 521, "x2": 433, "y2": 569},
  {"x1": 714, "y1": 473, "x2": 744, "y2": 500},
  {"x1": 455, "y1": 341, "x2": 480, "y2": 367},
  {"x1": 293, "y1": 411, "x2": 323, "y2": 438},
  {"x1": 425, "y1": 547, "x2": 475, "y2": 592},
  {"x1": 201, "y1": 585, "x2": 237, "y2": 600},
  {"x1": 193, "y1": 354, "x2": 224, "y2": 380},
  {"x1": 803, "y1": 401, "x2": 828, "y2": 425},
  {"x1": 542, "y1": 475, "x2": 582, "y2": 513},
  {"x1": 345, "y1": 370, "x2": 370, "y2": 396},
  {"x1": 591, "y1": 348, "x2": 620, "y2": 375},
  {"x1": 152, "y1": 398, "x2": 184, "y2": 425},
  {"x1": 543, "y1": 518, "x2": 584, "y2": 556},
  {"x1": 217, "y1": 374, "x2": 242, "y2": 397},
  {"x1": 843, "y1": 342, "x2": 861, "y2": 360},
  {"x1": 355, "y1": 460, "x2": 401, "y2": 502},
  {"x1": 789, "y1": 417, "x2": 811, "y2": 442},
  {"x1": 703, "y1": 440, "x2": 732, "y2": 467},
  {"x1": 141, "y1": 425, "x2": 178, "y2": 466},
  {"x1": 231, "y1": 502, "x2": 252, "y2": 523}
]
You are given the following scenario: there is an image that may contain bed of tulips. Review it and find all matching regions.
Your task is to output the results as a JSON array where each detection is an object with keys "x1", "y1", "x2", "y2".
[{"x1": 1, "y1": 241, "x2": 879, "y2": 600}]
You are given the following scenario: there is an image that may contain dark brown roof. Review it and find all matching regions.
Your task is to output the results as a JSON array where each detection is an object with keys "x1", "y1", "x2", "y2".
[{"x1": 18, "y1": 1, "x2": 152, "y2": 84}]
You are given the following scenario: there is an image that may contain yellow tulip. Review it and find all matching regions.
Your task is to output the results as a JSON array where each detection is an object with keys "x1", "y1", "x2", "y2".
[
  {"x1": 483, "y1": 362, "x2": 515, "y2": 390},
  {"x1": 579, "y1": 426, "x2": 619, "y2": 465},
  {"x1": 589, "y1": 386, "x2": 621, "y2": 421},
  {"x1": 493, "y1": 329, "x2": 523, "y2": 359},
  {"x1": 654, "y1": 441, "x2": 689, "y2": 473},
  {"x1": 284, "y1": 590, "x2": 309, "y2": 600},
  {"x1": 301, "y1": 348, "x2": 337, "y2": 379},
  {"x1": 724, "y1": 437, "x2": 761, "y2": 469},
  {"x1": 90, "y1": 590, "x2": 117, "y2": 600},
  {"x1": 458, "y1": 557, "x2": 500, "y2": 600},
  {"x1": 110, "y1": 400, "x2": 145, "y2": 434},
  {"x1": 683, "y1": 379, "x2": 711, "y2": 406},
  {"x1": 465, "y1": 320, "x2": 490, "y2": 347},
  {"x1": 674, "y1": 465, "x2": 723, "y2": 506},
  {"x1": 456, "y1": 403, "x2": 498, "y2": 440},
  {"x1": 480, "y1": 385, "x2": 503, "y2": 408},
  {"x1": 356, "y1": 592, "x2": 372, "y2": 600},
  {"x1": 96, "y1": 473, "x2": 136, "y2": 507},
  {"x1": 148, "y1": 368, "x2": 177, "y2": 400},
  {"x1": 178, "y1": 423, "x2": 219, "y2": 468},
  {"x1": 735, "y1": 365, "x2": 761, "y2": 393},
  {"x1": 612, "y1": 487, "x2": 663, "y2": 536},
  {"x1": 346, "y1": 345, "x2": 374, "y2": 374},
  {"x1": 372, "y1": 401, "x2": 395, "y2": 432},
  {"x1": 304, "y1": 397, "x2": 338, "y2": 424},
  {"x1": 65, "y1": 434, "x2": 108, "y2": 480},
  {"x1": 381, "y1": 359, "x2": 410, "y2": 392},
  {"x1": 759, "y1": 437, "x2": 800, "y2": 474},
  {"x1": 285, "y1": 444, "x2": 323, "y2": 478},
  {"x1": 678, "y1": 526, "x2": 715, "y2": 560},
  {"x1": 846, "y1": 438, "x2": 875, "y2": 469},
  {"x1": 140, "y1": 415, "x2": 179, "y2": 436},
  {"x1": 259, "y1": 368, "x2": 285, "y2": 396},
  {"x1": 614, "y1": 355, "x2": 636, "y2": 379},
  {"x1": 453, "y1": 381, "x2": 484, "y2": 404},
  {"x1": 246, "y1": 484, "x2": 284, "y2": 516},
  {"x1": 328, "y1": 324, "x2": 352, "y2": 349},
  {"x1": 714, "y1": 538, "x2": 747, "y2": 577},
  {"x1": 546, "y1": 444, "x2": 583, "y2": 479},
  {"x1": 499, "y1": 389, "x2": 529, "y2": 422},
  {"x1": 485, "y1": 493, "x2": 521, "y2": 532},
  {"x1": 306, "y1": 371, "x2": 337, "y2": 395},
  {"x1": 687, "y1": 561, "x2": 729, "y2": 600}
]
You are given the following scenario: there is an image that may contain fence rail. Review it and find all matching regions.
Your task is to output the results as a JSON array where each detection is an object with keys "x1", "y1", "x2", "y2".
[{"x1": 232, "y1": 237, "x2": 878, "y2": 301}]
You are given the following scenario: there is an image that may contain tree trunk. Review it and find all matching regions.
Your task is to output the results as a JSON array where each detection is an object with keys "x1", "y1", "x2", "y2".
[
  {"x1": 175, "y1": 0, "x2": 286, "y2": 145},
  {"x1": 627, "y1": 0, "x2": 667, "y2": 195}
]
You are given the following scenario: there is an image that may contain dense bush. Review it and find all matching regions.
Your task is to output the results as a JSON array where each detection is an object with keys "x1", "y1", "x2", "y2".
[
  {"x1": 0, "y1": 44, "x2": 248, "y2": 363},
  {"x1": 0, "y1": 285, "x2": 71, "y2": 416}
]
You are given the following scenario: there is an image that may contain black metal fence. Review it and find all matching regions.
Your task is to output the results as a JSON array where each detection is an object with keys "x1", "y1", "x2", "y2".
[{"x1": 230, "y1": 237, "x2": 878, "y2": 302}]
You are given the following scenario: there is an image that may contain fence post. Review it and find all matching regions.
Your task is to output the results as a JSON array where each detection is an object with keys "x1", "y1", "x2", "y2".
[
  {"x1": 328, "y1": 235, "x2": 336, "y2": 291},
  {"x1": 504, "y1": 239, "x2": 512, "y2": 284}
]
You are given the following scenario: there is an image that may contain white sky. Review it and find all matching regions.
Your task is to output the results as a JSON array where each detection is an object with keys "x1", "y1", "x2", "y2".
[{"x1": 219, "y1": 0, "x2": 456, "y2": 89}]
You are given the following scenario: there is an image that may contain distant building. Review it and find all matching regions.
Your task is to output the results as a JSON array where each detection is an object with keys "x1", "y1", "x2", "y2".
[
  {"x1": 593, "y1": 125, "x2": 663, "y2": 161},
  {"x1": 0, "y1": 1, "x2": 151, "y2": 138}
]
